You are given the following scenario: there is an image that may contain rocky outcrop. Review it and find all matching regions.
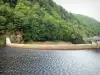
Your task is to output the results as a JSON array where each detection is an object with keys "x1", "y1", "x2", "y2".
[{"x1": 10, "y1": 31, "x2": 22, "y2": 43}]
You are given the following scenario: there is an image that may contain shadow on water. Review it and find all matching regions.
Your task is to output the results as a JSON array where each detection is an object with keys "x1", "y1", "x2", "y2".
[{"x1": 91, "y1": 49, "x2": 100, "y2": 54}]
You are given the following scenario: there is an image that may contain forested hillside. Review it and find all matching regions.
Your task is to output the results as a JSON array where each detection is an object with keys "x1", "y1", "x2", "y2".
[
  {"x1": 74, "y1": 14, "x2": 100, "y2": 26},
  {"x1": 0, "y1": 0, "x2": 99, "y2": 44},
  {"x1": 74, "y1": 14, "x2": 100, "y2": 35}
]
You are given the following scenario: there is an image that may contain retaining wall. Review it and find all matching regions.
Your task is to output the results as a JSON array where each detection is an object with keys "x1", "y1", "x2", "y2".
[{"x1": 6, "y1": 37, "x2": 100, "y2": 50}]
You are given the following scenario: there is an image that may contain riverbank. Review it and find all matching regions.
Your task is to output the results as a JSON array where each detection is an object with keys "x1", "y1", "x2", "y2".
[
  {"x1": 0, "y1": 36, "x2": 5, "y2": 46},
  {"x1": 6, "y1": 37, "x2": 100, "y2": 50}
]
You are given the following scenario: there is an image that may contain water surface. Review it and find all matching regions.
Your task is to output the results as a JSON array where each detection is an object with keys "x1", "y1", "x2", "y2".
[{"x1": 0, "y1": 47, "x2": 100, "y2": 75}]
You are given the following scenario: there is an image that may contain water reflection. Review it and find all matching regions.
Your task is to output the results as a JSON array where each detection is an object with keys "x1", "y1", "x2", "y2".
[{"x1": 92, "y1": 49, "x2": 100, "y2": 53}]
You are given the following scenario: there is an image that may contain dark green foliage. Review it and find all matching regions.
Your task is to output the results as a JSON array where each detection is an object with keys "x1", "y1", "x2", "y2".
[
  {"x1": 1, "y1": 0, "x2": 18, "y2": 7},
  {"x1": 0, "y1": 0, "x2": 99, "y2": 43}
]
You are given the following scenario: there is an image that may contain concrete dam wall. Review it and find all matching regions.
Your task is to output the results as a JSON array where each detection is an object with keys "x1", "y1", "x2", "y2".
[{"x1": 6, "y1": 37, "x2": 100, "y2": 50}]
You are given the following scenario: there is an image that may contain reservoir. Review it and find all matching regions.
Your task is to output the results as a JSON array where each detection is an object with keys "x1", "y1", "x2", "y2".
[{"x1": 0, "y1": 47, "x2": 100, "y2": 75}]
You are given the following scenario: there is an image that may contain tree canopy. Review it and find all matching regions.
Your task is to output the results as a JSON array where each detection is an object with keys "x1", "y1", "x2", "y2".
[{"x1": 0, "y1": 0, "x2": 100, "y2": 44}]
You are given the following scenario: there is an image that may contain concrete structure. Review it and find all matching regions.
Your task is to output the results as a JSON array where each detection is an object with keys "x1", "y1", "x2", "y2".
[
  {"x1": 6, "y1": 37, "x2": 100, "y2": 50},
  {"x1": 6, "y1": 37, "x2": 11, "y2": 45}
]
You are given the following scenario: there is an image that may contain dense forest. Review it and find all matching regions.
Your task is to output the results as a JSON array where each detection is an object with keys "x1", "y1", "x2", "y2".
[{"x1": 0, "y1": 0, "x2": 100, "y2": 44}]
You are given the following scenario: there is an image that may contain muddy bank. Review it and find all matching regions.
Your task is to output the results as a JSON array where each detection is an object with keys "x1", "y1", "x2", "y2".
[
  {"x1": 0, "y1": 43, "x2": 5, "y2": 46},
  {"x1": 0, "y1": 39, "x2": 5, "y2": 46}
]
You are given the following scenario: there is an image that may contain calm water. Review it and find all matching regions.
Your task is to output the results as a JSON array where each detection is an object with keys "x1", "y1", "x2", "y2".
[{"x1": 0, "y1": 47, "x2": 100, "y2": 75}]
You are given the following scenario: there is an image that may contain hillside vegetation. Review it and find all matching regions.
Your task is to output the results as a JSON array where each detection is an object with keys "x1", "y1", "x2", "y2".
[
  {"x1": 74, "y1": 14, "x2": 100, "y2": 35},
  {"x1": 0, "y1": 0, "x2": 100, "y2": 44}
]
